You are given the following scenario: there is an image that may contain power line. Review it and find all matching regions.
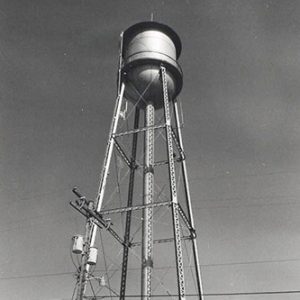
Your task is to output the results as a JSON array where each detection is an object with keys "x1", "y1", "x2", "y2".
[
  {"x1": 2, "y1": 169, "x2": 299, "y2": 204},
  {"x1": 189, "y1": 169, "x2": 300, "y2": 183},
  {"x1": 0, "y1": 271, "x2": 75, "y2": 280},
  {"x1": 0, "y1": 210, "x2": 78, "y2": 234},
  {"x1": 205, "y1": 290, "x2": 300, "y2": 296},
  {"x1": 194, "y1": 200, "x2": 300, "y2": 210},
  {"x1": 2, "y1": 257, "x2": 300, "y2": 280},
  {"x1": 0, "y1": 186, "x2": 69, "y2": 204},
  {"x1": 1, "y1": 195, "x2": 299, "y2": 235},
  {"x1": 1, "y1": 199, "x2": 298, "y2": 236},
  {"x1": 200, "y1": 257, "x2": 300, "y2": 267},
  {"x1": 197, "y1": 194, "x2": 299, "y2": 204},
  {"x1": 80, "y1": 289, "x2": 300, "y2": 298}
]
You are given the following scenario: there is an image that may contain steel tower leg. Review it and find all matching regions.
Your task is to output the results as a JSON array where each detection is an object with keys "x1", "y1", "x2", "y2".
[
  {"x1": 141, "y1": 102, "x2": 155, "y2": 299},
  {"x1": 173, "y1": 99, "x2": 204, "y2": 299},
  {"x1": 75, "y1": 82, "x2": 125, "y2": 300},
  {"x1": 89, "y1": 82, "x2": 126, "y2": 248},
  {"x1": 120, "y1": 108, "x2": 140, "y2": 299},
  {"x1": 161, "y1": 65, "x2": 186, "y2": 300}
]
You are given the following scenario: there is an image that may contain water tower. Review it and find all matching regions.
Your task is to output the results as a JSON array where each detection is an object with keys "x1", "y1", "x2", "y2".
[{"x1": 70, "y1": 21, "x2": 203, "y2": 300}]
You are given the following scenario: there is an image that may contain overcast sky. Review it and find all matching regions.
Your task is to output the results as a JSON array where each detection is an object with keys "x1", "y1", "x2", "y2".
[{"x1": 1, "y1": 0, "x2": 300, "y2": 299}]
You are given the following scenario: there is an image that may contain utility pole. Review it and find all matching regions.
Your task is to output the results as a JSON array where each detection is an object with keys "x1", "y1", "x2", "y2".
[{"x1": 72, "y1": 188, "x2": 93, "y2": 300}]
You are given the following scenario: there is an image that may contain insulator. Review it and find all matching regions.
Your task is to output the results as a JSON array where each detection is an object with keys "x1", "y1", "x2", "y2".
[{"x1": 100, "y1": 276, "x2": 106, "y2": 286}]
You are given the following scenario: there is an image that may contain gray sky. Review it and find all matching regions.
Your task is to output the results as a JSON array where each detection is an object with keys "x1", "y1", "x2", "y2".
[{"x1": 1, "y1": 0, "x2": 300, "y2": 299}]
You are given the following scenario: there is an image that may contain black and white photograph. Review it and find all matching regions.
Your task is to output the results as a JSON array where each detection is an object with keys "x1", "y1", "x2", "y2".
[{"x1": 1, "y1": 1, "x2": 300, "y2": 299}]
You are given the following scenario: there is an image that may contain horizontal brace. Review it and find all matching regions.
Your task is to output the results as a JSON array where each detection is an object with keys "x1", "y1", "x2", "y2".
[
  {"x1": 140, "y1": 156, "x2": 183, "y2": 168},
  {"x1": 113, "y1": 124, "x2": 165, "y2": 138},
  {"x1": 131, "y1": 235, "x2": 192, "y2": 247},
  {"x1": 153, "y1": 160, "x2": 169, "y2": 167},
  {"x1": 100, "y1": 201, "x2": 172, "y2": 215}
]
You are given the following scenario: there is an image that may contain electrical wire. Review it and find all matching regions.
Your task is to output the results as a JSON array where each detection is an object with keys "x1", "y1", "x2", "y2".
[
  {"x1": 1, "y1": 184, "x2": 299, "y2": 236},
  {"x1": 0, "y1": 185, "x2": 68, "y2": 204},
  {"x1": 189, "y1": 169, "x2": 300, "y2": 183},
  {"x1": 0, "y1": 271, "x2": 75, "y2": 280},
  {"x1": 2, "y1": 256, "x2": 300, "y2": 281},
  {"x1": 193, "y1": 200, "x2": 300, "y2": 211},
  {"x1": 71, "y1": 283, "x2": 77, "y2": 300},
  {"x1": 82, "y1": 289, "x2": 300, "y2": 298}
]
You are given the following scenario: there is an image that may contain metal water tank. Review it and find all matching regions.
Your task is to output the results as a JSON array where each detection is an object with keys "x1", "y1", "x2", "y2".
[{"x1": 122, "y1": 22, "x2": 183, "y2": 109}]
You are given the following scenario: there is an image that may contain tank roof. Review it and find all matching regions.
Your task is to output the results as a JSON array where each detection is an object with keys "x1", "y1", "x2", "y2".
[{"x1": 122, "y1": 21, "x2": 182, "y2": 58}]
